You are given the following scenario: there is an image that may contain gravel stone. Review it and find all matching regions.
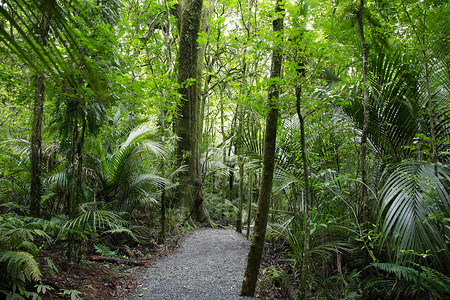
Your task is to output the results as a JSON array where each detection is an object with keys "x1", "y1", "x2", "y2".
[{"x1": 129, "y1": 228, "x2": 254, "y2": 300}]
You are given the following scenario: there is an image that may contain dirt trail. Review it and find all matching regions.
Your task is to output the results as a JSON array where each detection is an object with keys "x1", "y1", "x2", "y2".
[{"x1": 129, "y1": 228, "x2": 253, "y2": 300}]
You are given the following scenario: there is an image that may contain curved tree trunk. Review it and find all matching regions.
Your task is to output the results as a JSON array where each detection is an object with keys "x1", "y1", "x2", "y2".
[{"x1": 240, "y1": 0, "x2": 284, "y2": 296}]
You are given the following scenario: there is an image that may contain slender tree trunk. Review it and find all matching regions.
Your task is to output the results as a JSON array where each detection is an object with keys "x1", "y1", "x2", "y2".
[
  {"x1": 402, "y1": 8, "x2": 438, "y2": 174},
  {"x1": 236, "y1": 104, "x2": 245, "y2": 233},
  {"x1": 66, "y1": 99, "x2": 79, "y2": 261},
  {"x1": 424, "y1": 57, "x2": 437, "y2": 175},
  {"x1": 174, "y1": 0, "x2": 206, "y2": 224},
  {"x1": 76, "y1": 103, "x2": 86, "y2": 211},
  {"x1": 30, "y1": 16, "x2": 50, "y2": 217},
  {"x1": 199, "y1": 0, "x2": 216, "y2": 135},
  {"x1": 420, "y1": 12, "x2": 438, "y2": 175},
  {"x1": 237, "y1": 153, "x2": 244, "y2": 233},
  {"x1": 160, "y1": 109, "x2": 166, "y2": 243},
  {"x1": 220, "y1": 89, "x2": 227, "y2": 218},
  {"x1": 356, "y1": 0, "x2": 370, "y2": 271},
  {"x1": 296, "y1": 82, "x2": 311, "y2": 300},
  {"x1": 240, "y1": 1, "x2": 284, "y2": 296},
  {"x1": 75, "y1": 103, "x2": 86, "y2": 263},
  {"x1": 246, "y1": 169, "x2": 253, "y2": 239},
  {"x1": 237, "y1": 30, "x2": 249, "y2": 233}
]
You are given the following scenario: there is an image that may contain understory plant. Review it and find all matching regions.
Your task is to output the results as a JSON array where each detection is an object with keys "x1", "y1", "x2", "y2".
[{"x1": 0, "y1": 213, "x2": 58, "y2": 299}]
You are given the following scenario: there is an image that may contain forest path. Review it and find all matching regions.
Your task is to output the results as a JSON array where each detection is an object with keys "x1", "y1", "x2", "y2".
[{"x1": 129, "y1": 228, "x2": 253, "y2": 300}]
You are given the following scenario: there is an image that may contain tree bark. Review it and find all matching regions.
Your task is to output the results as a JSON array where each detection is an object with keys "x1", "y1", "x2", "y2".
[
  {"x1": 174, "y1": 0, "x2": 207, "y2": 224},
  {"x1": 160, "y1": 109, "x2": 166, "y2": 243},
  {"x1": 295, "y1": 43, "x2": 311, "y2": 300},
  {"x1": 240, "y1": 0, "x2": 284, "y2": 296},
  {"x1": 246, "y1": 169, "x2": 253, "y2": 239},
  {"x1": 296, "y1": 97, "x2": 310, "y2": 300},
  {"x1": 30, "y1": 16, "x2": 50, "y2": 217},
  {"x1": 356, "y1": 0, "x2": 370, "y2": 271}
]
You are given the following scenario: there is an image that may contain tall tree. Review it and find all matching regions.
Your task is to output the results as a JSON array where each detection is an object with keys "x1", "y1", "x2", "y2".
[
  {"x1": 240, "y1": 0, "x2": 284, "y2": 296},
  {"x1": 356, "y1": 0, "x2": 370, "y2": 271},
  {"x1": 294, "y1": 29, "x2": 311, "y2": 300},
  {"x1": 174, "y1": 0, "x2": 208, "y2": 223},
  {"x1": 30, "y1": 14, "x2": 50, "y2": 217}
]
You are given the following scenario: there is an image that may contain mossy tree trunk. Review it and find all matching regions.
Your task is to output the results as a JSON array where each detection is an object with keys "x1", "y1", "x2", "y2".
[
  {"x1": 174, "y1": 0, "x2": 207, "y2": 224},
  {"x1": 240, "y1": 0, "x2": 284, "y2": 296}
]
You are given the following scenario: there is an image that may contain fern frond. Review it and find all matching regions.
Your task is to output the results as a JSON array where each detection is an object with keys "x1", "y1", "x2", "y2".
[
  {"x1": 43, "y1": 257, "x2": 59, "y2": 276},
  {"x1": 370, "y1": 263, "x2": 418, "y2": 282},
  {"x1": 94, "y1": 244, "x2": 117, "y2": 257},
  {"x1": 103, "y1": 227, "x2": 138, "y2": 241},
  {"x1": 0, "y1": 251, "x2": 42, "y2": 282}
]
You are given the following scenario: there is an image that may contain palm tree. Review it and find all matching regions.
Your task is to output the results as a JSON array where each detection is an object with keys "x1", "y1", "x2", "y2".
[
  {"x1": 344, "y1": 47, "x2": 450, "y2": 278},
  {"x1": 0, "y1": 0, "x2": 118, "y2": 222}
]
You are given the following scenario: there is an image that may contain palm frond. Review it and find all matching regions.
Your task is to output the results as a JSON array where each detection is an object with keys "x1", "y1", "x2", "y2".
[
  {"x1": 0, "y1": 0, "x2": 108, "y2": 99},
  {"x1": 344, "y1": 51, "x2": 421, "y2": 163},
  {"x1": 379, "y1": 162, "x2": 450, "y2": 267},
  {"x1": 120, "y1": 123, "x2": 156, "y2": 150}
]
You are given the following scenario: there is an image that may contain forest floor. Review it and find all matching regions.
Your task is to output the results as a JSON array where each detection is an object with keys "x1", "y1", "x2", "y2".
[
  {"x1": 38, "y1": 232, "x2": 184, "y2": 299},
  {"x1": 128, "y1": 228, "x2": 252, "y2": 299},
  {"x1": 38, "y1": 228, "x2": 291, "y2": 299}
]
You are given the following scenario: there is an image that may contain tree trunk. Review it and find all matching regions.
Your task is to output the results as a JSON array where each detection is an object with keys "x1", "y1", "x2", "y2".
[
  {"x1": 236, "y1": 105, "x2": 245, "y2": 233},
  {"x1": 174, "y1": 0, "x2": 207, "y2": 224},
  {"x1": 246, "y1": 169, "x2": 253, "y2": 239},
  {"x1": 160, "y1": 109, "x2": 166, "y2": 243},
  {"x1": 30, "y1": 16, "x2": 50, "y2": 217},
  {"x1": 240, "y1": 0, "x2": 284, "y2": 296},
  {"x1": 220, "y1": 89, "x2": 227, "y2": 218},
  {"x1": 296, "y1": 78, "x2": 311, "y2": 300},
  {"x1": 420, "y1": 12, "x2": 438, "y2": 175},
  {"x1": 356, "y1": 0, "x2": 370, "y2": 271},
  {"x1": 237, "y1": 153, "x2": 244, "y2": 233}
]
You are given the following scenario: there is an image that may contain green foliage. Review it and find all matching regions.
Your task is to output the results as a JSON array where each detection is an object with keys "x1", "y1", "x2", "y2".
[
  {"x1": 379, "y1": 162, "x2": 450, "y2": 268},
  {"x1": 58, "y1": 288, "x2": 82, "y2": 300},
  {"x1": 0, "y1": 214, "x2": 57, "y2": 299},
  {"x1": 94, "y1": 244, "x2": 117, "y2": 257},
  {"x1": 368, "y1": 262, "x2": 450, "y2": 299},
  {"x1": 0, "y1": 0, "x2": 449, "y2": 297}
]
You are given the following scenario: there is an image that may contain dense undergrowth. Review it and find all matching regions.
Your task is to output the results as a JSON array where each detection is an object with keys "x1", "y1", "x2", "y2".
[{"x1": 1, "y1": 0, "x2": 450, "y2": 299}]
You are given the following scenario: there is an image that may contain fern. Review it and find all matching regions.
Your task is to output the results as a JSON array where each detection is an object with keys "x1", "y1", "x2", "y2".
[
  {"x1": 43, "y1": 257, "x2": 59, "y2": 277},
  {"x1": 58, "y1": 289, "x2": 82, "y2": 300},
  {"x1": 94, "y1": 244, "x2": 117, "y2": 257},
  {"x1": 0, "y1": 214, "x2": 61, "y2": 298},
  {"x1": 419, "y1": 265, "x2": 450, "y2": 297},
  {"x1": 370, "y1": 263, "x2": 418, "y2": 282},
  {"x1": 370, "y1": 263, "x2": 450, "y2": 299},
  {"x1": 0, "y1": 251, "x2": 42, "y2": 283}
]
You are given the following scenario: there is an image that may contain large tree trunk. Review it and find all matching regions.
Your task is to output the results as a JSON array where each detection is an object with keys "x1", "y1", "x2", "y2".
[
  {"x1": 356, "y1": 0, "x2": 370, "y2": 271},
  {"x1": 240, "y1": 0, "x2": 284, "y2": 296},
  {"x1": 30, "y1": 16, "x2": 50, "y2": 217},
  {"x1": 174, "y1": 0, "x2": 207, "y2": 224}
]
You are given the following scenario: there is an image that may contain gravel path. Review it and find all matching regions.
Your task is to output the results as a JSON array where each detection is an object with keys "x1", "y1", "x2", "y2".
[{"x1": 130, "y1": 228, "x2": 253, "y2": 300}]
